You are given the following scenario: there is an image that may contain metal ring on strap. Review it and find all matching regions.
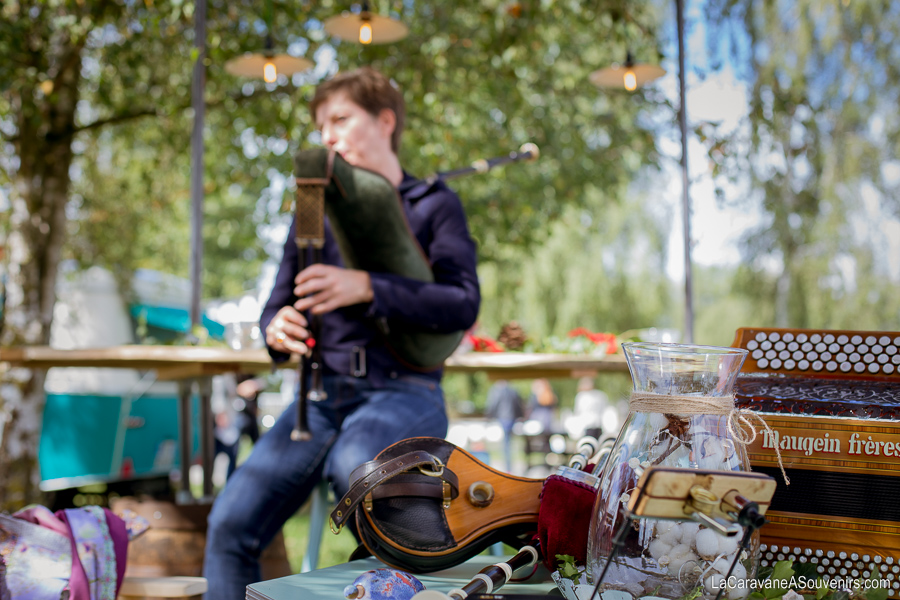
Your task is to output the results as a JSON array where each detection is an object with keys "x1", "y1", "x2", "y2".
[{"x1": 417, "y1": 456, "x2": 445, "y2": 478}]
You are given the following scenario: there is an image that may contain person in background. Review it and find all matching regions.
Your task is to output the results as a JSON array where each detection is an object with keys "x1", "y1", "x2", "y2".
[
  {"x1": 526, "y1": 377, "x2": 558, "y2": 433},
  {"x1": 571, "y1": 376, "x2": 612, "y2": 440},
  {"x1": 485, "y1": 379, "x2": 525, "y2": 472},
  {"x1": 213, "y1": 374, "x2": 263, "y2": 480},
  {"x1": 203, "y1": 67, "x2": 480, "y2": 600}
]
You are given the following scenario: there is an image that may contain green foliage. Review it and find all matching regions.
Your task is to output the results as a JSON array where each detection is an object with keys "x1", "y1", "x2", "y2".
[
  {"x1": 2, "y1": 0, "x2": 672, "y2": 309},
  {"x1": 475, "y1": 180, "x2": 678, "y2": 344},
  {"x1": 555, "y1": 553, "x2": 584, "y2": 583},
  {"x1": 749, "y1": 560, "x2": 891, "y2": 600},
  {"x1": 702, "y1": 0, "x2": 900, "y2": 330},
  {"x1": 676, "y1": 586, "x2": 704, "y2": 600}
]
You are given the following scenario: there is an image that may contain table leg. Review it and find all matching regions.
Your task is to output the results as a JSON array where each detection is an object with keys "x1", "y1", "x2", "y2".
[
  {"x1": 198, "y1": 376, "x2": 214, "y2": 500},
  {"x1": 177, "y1": 379, "x2": 194, "y2": 504}
]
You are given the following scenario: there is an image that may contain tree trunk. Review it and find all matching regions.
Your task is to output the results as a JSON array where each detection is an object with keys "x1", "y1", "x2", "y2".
[{"x1": 0, "y1": 44, "x2": 81, "y2": 512}]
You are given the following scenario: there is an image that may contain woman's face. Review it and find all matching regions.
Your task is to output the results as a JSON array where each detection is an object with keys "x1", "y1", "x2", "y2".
[{"x1": 315, "y1": 91, "x2": 395, "y2": 174}]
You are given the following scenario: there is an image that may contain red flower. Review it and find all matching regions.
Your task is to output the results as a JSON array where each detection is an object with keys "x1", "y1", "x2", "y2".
[
  {"x1": 567, "y1": 328, "x2": 619, "y2": 352},
  {"x1": 466, "y1": 334, "x2": 505, "y2": 353}
]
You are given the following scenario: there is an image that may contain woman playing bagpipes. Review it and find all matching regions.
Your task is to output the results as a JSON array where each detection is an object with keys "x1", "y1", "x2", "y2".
[{"x1": 202, "y1": 67, "x2": 481, "y2": 600}]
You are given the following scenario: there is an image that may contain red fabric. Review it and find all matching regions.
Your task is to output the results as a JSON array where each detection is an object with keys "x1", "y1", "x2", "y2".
[{"x1": 537, "y1": 470, "x2": 599, "y2": 571}]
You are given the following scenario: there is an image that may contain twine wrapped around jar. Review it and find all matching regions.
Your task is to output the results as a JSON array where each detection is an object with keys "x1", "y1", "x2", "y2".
[{"x1": 629, "y1": 391, "x2": 790, "y2": 485}]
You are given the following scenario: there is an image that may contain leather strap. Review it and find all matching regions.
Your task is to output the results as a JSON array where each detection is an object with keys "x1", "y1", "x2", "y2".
[
  {"x1": 367, "y1": 479, "x2": 457, "y2": 503},
  {"x1": 331, "y1": 450, "x2": 454, "y2": 529},
  {"x1": 349, "y1": 456, "x2": 460, "y2": 495}
]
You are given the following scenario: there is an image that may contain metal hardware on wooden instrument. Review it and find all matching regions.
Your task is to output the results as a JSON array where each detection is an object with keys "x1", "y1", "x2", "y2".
[
  {"x1": 428, "y1": 143, "x2": 540, "y2": 183},
  {"x1": 416, "y1": 457, "x2": 445, "y2": 478},
  {"x1": 466, "y1": 481, "x2": 494, "y2": 507},
  {"x1": 552, "y1": 436, "x2": 602, "y2": 490},
  {"x1": 554, "y1": 465, "x2": 600, "y2": 490},
  {"x1": 442, "y1": 480, "x2": 452, "y2": 509},
  {"x1": 683, "y1": 486, "x2": 743, "y2": 537}
]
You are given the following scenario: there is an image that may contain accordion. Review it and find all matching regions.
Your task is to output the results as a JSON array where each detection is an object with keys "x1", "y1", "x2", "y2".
[{"x1": 732, "y1": 327, "x2": 900, "y2": 593}]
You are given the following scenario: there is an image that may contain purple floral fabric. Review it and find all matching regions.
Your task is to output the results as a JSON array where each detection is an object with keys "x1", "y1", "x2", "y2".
[
  {"x1": 60, "y1": 507, "x2": 118, "y2": 599},
  {"x1": 0, "y1": 504, "x2": 141, "y2": 600},
  {"x1": 0, "y1": 506, "x2": 72, "y2": 600}
]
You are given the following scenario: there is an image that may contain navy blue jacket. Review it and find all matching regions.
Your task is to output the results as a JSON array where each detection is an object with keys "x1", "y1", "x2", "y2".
[{"x1": 261, "y1": 172, "x2": 480, "y2": 386}]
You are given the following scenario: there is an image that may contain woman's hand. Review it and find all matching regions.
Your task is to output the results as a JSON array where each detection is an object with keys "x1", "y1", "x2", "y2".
[
  {"x1": 292, "y1": 264, "x2": 373, "y2": 315},
  {"x1": 265, "y1": 306, "x2": 311, "y2": 355}
]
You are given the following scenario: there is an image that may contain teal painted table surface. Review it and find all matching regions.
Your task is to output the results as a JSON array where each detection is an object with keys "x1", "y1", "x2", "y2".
[{"x1": 245, "y1": 555, "x2": 561, "y2": 599}]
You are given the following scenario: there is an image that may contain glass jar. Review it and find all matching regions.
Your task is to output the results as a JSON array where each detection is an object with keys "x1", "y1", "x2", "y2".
[{"x1": 586, "y1": 342, "x2": 755, "y2": 600}]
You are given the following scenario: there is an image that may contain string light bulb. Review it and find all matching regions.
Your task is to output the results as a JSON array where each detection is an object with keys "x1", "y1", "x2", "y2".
[
  {"x1": 323, "y1": 1, "x2": 408, "y2": 45},
  {"x1": 590, "y1": 51, "x2": 665, "y2": 92},
  {"x1": 225, "y1": 34, "x2": 312, "y2": 82},
  {"x1": 359, "y1": 16, "x2": 373, "y2": 44},
  {"x1": 263, "y1": 60, "x2": 277, "y2": 83},
  {"x1": 623, "y1": 68, "x2": 637, "y2": 91}
]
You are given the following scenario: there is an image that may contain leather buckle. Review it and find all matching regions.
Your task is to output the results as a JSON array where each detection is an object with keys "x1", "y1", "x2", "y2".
[
  {"x1": 352, "y1": 346, "x2": 367, "y2": 378},
  {"x1": 417, "y1": 456, "x2": 444, "y2": 479},
  {"x1": 364, "y1": 493, "x2": 373, "y2": 513}
]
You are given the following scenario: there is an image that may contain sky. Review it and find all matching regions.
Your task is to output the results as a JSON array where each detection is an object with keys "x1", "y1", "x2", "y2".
[
  {"x1": 653, "y1": 0, "x2": 763, "y2": 282},
  {"x1": 653, "y1": 0, "x2": 900, "y2": 284}
]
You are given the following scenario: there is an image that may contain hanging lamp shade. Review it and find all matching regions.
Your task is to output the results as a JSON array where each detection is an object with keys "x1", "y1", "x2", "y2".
[
  {"x1": 590, "y1": 52, "x2": 665, "y2": 91},
  {"x1": 225, "y1": 52, "x2": 313, "y2": 81},
  {"x1": 323, "y1": 3, "x2": 408, "y2": 44}
]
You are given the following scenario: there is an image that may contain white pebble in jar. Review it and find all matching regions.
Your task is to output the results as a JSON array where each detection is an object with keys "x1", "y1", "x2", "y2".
[
  {"x1": 658, "y1": 523, "x2": 682, "y2": 546},
  {"x1": 649, "y1": 538, "x2": 672, "y2": 560},
  {"x1": 718, "y1": 534, "x2": 739, "y2": 556},
  {"x1": 729, "y1": 561, "x2": 747, "y2": 581},
  {"x1": 704, "y1": 573, "x2": 725, "y2": 594},
  {"x1": 694, "y1": 528, "x2": 719, "y2": 559},
  {"x1": 727, "y1": 577, "x2": 751, "y2": 600},
  {"x1": 680, "y1": 522, "x2": 700, "y2": 544}
]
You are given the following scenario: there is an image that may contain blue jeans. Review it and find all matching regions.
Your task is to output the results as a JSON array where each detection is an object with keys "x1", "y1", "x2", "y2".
[{"x1": 202, "y1": 374, "x2": 448, "y2": 600}]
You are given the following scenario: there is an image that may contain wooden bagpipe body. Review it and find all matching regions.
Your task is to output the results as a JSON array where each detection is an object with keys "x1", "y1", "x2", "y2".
[
  {"x1": 330, "y1": 437, "x2": 545, "y2": 573},
  {"x1": 732, "y1": 327, "x2": 900, "y2": 592}
]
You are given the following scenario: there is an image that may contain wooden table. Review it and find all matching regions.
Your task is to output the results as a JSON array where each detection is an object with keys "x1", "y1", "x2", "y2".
[
  {"x1": 0, "y1": 345, "x2": 283, "y2": 379},
  {"x1": 444, "y1": 351, "x2": 628, "y2": 380},
  {"x1": 0, "y1": 345, "x2": 289, "y2": 502}
]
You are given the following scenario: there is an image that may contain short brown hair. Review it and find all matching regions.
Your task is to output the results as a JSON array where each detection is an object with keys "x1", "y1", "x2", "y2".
[{"x1": 310, "y1": 67, "x2": 405, "y2": 153}]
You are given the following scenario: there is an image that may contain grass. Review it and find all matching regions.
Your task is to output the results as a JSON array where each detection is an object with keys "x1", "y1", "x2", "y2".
[{"x1": 281, "y1": 498, "x2": 360, "y2": 571}]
